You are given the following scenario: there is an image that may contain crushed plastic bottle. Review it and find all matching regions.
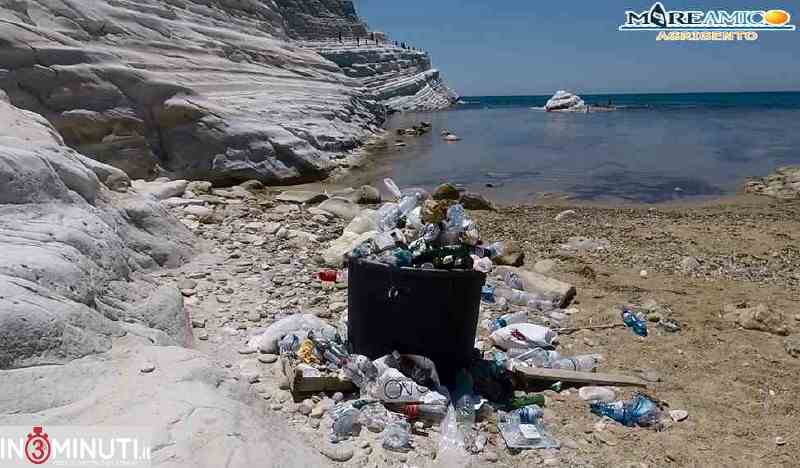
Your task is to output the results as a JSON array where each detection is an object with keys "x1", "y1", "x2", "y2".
[
  {"x1": 507, "y1": 347, "x2": 561, "y2": 368},
  {"x1": 551, "y1": 354, "x2": 602, "y2": 372},
  {"x1": 487, "y1": 311, "x2": 529, "y2": 333},
  {"x1": 481, "y1": 284, "x2": 496, "y2": 303},
  {"x1": 622, "y1": 307, "x2": 648, "y2": 337},
  {"x1": 494, "y1": 287, "x2": 558, "y2": 311},
  {"x1": 331, "y1": 400, "x2": 376, "y2": 442},
  {"x1": 590, "y1": 393, "x2": 661, "y2": 427},
  {"x1": 398, "y1": 193, "x2": 420, "y2": 217},
  {"x1": 382, "y1": 420, "x2": 412, "y2": 452},
  {"x1": 504, "y1": 271, "x2": 524, "y2": 290},
  {"x1": 497, "y1": 404, "x2": 559, "y2": 449},
  {"x1": 376, "y1": 202, "x2": 401, "y2": 232}
]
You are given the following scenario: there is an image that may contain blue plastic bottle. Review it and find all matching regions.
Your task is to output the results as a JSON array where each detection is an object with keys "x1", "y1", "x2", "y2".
[
  {"x1": 590, "y1": 393, "x2": 660, "y2": 427},
  {"x1": 621, "y1": 308, "x2": 648, "y2": 336}
]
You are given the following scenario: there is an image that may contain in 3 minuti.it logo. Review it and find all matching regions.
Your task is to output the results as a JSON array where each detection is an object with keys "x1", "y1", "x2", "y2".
[{"x1": 620, "y1": 2, "x2": 795, "y2": 40}]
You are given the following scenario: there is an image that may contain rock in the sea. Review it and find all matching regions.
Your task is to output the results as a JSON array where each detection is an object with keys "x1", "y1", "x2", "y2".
[
  {"x1": 544, "y1": 90, "x2": 587, "y2": 112},
  {"x1": 460, "y1": 192, "x2": 495, "y2": 211},
  {"x1": 433, "y1": 183, "x2": 461, "y2": 200},
  {"x1": 723, "y1": 303, "x2": 789, "y2": 336}
]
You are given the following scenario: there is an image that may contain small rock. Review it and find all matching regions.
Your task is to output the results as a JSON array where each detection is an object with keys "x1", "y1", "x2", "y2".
[
  {"x1": 680, "y1": 256, "x2": 701, "y2": 273},
  {"x1": 594, "y1": 431, "x2": 617, "y2": 446},
  {"x1": 359, "y1": 440, "x2": 370, "y2": 449},
  {"x1": 432, "y1": 183, "x2": 460, "y2": 200},
  {"x1": 554, "y1": 209, "x2": 577, "y2": 222},
  {"x1": 329, "y1": 302, "x2": 347, "y2": 314},
  {"x1": 238, "y1": 347, "x2": 256, "y2": 355},
  {"x1": 669, "y1": 410, "x2": 689, "y2": 422},
  {"x1": 191, "y1": 318, "x2": 206, "y2": 329},
  {"x1": 724, "y1": 303, "x2": 788, "y2": 336},
  {"x1": 270, "y1": 404, "x2": 283, "y2": 411},
  {"x1": 278, "y1": 377, "x2": 291, "y2": 390},
  {"x1": 483, "y1": 451, "x2": 499, "y2": 463},
  {"x1": 358, "y1": 185, "x2": 382, "y2": 204},
  {"x1": 276, "y1": 190, "x2": 327, "y2": 204},
  {"x1": 258, "y1": 353, "x2": 279, "y2": 364},
  {"x1": 178, "y1": 279, "x2": 198, "y2": 290},
  {"x1": 533, "y1": 259, "x2": 556, "y2": 274},
  {"x1": 247, "y1": 312, "x2": 261, "y2": 322},
  {"x1": 318, "y1": 197, "x2": 361, "y2": 220},
  {"x1": 320, "y1": 445, "x2": 354, "y2": 462},
  {"x1": 459, "y1": 192, "x2": 495, "y2": 211},
  {"x1": 197, "y1": 332, "x2": 209, "y2": 341},
  {"x1": 310, "y1": 404, "x2": 326, "y2": 419},
  {"x1": 639, "y1": 270, "x2": 648, "y2": 278},
  {"x1": 298, "y1": 399, "x2": 314, "y2": 416},
  {"x1": 333, "y1": 392, "x2": 344, "y2": 402},
  {"x1": 784, "y1": 336, "x2": 800, "y2": 358},
  {"x1": 140, "y1": 363, "x2": 156, "y2": 374},
  {"x1": 640, "y1": 369, "x2": 662, "y2": 382},
  {"x1": 775, "y1": 436, "x2": 786, "y2": 446},
  {"x1": 578, "y1": 386, "x2": 616, "y2": 402}
]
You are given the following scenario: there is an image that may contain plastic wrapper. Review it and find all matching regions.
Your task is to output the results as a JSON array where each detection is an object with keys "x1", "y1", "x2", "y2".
[{"x1": 490, "y1": 323, "x2": 558, "y2": 350}]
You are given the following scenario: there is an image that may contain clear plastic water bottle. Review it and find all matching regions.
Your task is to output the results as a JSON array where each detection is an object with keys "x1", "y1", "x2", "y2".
[
  {"x1": 551, "y1": 354, "x2": 603, "y2": 372},
  {"x1": 376, "y1": 202, "x2": 401, "y2": 232},
  {"x1": 487, "y1": 310, "x2": 529, "y2": 332},
  {"x1": 504, "y1": 271, "x2": 524, "y2": 290},
  {"x1": 497, "y1": 404, "x2": 558, "y2": 449},
  {"x1": 382, "y1": 420, "x2": 412, "y2": 452},
  {"x1": 507, "y1": 347, "x2": 560, "y2": 368},
  {"x1": 622, "y1": 307, "x2": 648, "y2": 337},
  {"x1": 398, "y1": 193, "x2": 419, "y2": 217},
  {"x1": 494, "y1": 287, "x2": 554, "y2": 308},
  {"x1": 590, "y1": 393, "x2": 661, "y2": 427}
]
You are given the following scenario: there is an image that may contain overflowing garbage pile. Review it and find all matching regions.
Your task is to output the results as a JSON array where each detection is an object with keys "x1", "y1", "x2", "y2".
[
  {"x1": 246, "y1": 179, "x2": 680, "y2": 462},
  {"x1": 344, "y1": 179, "x2": 506, "y2": 272}
]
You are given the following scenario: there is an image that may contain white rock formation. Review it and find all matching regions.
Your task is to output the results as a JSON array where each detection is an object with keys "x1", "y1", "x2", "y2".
[
  {"x1": 0, "y1": 93, "x2": 332, "y2": 468},
  {"x1": 545, "y1": 90, "x2": 588, "y2": 112},
  {"x1": 0, "y1": 0, "x2": 456, "y2": 184}
]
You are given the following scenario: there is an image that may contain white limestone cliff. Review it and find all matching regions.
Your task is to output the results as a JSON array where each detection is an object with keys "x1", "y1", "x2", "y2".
[{"x1": 0, "y1": 0, "x2": 456, "y2": 185}]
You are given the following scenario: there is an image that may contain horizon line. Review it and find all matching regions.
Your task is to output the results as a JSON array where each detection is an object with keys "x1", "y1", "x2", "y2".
[{"x1": 459, "y1": 90, "x2": 800, "y2": 98}]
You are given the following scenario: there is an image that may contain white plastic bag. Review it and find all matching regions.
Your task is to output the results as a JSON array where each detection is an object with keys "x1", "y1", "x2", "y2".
[{"x1": 489, "y1": 323, "x2": 558, "y2": 350}]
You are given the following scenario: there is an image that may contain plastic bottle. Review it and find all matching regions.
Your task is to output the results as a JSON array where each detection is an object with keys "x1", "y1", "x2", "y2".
[
  {"x1": 508, "y1": 394, "x2": 546, "y2": 409},
  {"x1": 376, "y1": 203, "x2": 401, "y2": 232},
  {"x1": 504, "y1": 271, "x2": 524, "y2": 290},
  {"x1": 590, "y1": 393, "x2": 661, "y2": 427},
  {"x1": 551, "y1": 354, "x2": 603, "y2": 372},
  {"x1": 397, "y1": 193, "x2": 419, "y2": 217},
  {"x1": 486, "y1": 241, "x2": 506, "y2": 258},
  {"x1": 382, "y1": 420, "x2": 412, "y2": 452},
  {"x1": 494, "y1": 287, "x2": 556, "y2": 309},
  {"x1": 384, "y1": 177, "x2": 402, "y2": 199},
  {"x1": 396, "y1": 404, "x2": 448, "y2": 424},
  {"x1": 497, "y1": 404, "x2": 558, "y2": 449},
  {"x1": 621, "y1": 307, "x2": 648, "y2": 337},
  {"x1": 330, "y1": 404, "x2": 363, "y2": 442},
  {"x1": 481, "y1": 284, "x2": 495, "y2": 302},
  {"x1": 487, "y1": 311, "x2": 529, "y2": 332},
  {"x1": 507, "y1": 347, "x2": 560, "y2": 368}
]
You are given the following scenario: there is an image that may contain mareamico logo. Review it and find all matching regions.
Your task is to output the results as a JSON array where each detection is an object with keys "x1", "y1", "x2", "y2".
[{"x1": 620, "y1": 2, "x2": 796, "y2": 31}]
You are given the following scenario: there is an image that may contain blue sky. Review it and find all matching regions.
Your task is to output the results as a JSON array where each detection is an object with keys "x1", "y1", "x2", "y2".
[{"x1": 354, "y1": 0, "x2": 800, "y2": 96}]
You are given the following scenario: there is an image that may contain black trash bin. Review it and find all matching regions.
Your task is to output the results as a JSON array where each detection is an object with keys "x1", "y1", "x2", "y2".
[{"x1": 347, "y1": 258, "x2": 486, "y2": 385}]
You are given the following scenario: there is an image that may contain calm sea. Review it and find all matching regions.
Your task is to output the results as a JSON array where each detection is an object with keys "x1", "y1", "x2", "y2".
[{"x1": 344, "y1": 92, "x2": 800, "y2": 203}]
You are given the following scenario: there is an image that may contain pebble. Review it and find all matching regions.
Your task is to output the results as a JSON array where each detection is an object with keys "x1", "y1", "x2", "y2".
[
  {"x1": 197, "y1": 332, "x2": 209, "y2": 341},
  {"x1": 640, "y1": 369, "x2": 662, "y2": 382},
  {"x1": 554, "y1": 209, "x2": 577, "y2": 222},
  {"x1": 578, "y1": 386, "x2": 616, "y2": 402},
  {"x1": 297, "y1": 399, "x2": 313, "y2": 416},
  {"x1": 309, "y1": 418, "x2": 320, "y2": 429},
  {"x1": 258, "y1": 353, "x2": 278, "y2": 364},
  {"x1": 359, "y1": 440, "x2": 370, "y2": 449},
  {"x1": 140, "y1": 362, "x2": 156, "y2": 373},
  {"x1": 333, "y1": 392, "x2": 344, "y2": 402},
  {"x1": 310, "y1": 404, "x2": 326, "y2": 419},
  {"x1": 191, "y1": 318, "x2": 206, "y2": 328},
  {"x1": 247, "y1": 312, "x2": 261, "y2": 322},
  {"x1": 670, "y1": 409, "x2": 689, "y2": 422},
  {"x1": 320, "y1": 445, "x2": 354, "y2": 462},
  {"x1": 178, "y1": 279, "x2": 198, "y2": 290},
  {"x1": 639, "y1": 269, "x2": 648, "y2": 278},
  {"x1": 237, "y1": 347, "x2": 256, "y2": 355},
  {"x1": 775, "y1": 436, "x2": 786, "y2": 446},
  {"x1": 594, "y1": 431, "x2": 618, "y2": 446},
  {"x1": 483, "y1": 451, "x2": 499, "y2": 463},
  {"x1": 329, "y1": 302, "x2": 347, "y2": 313},
  {"x1": 278, "y1": 377, "x2": 291, "y2": 390},
  {"x1": 270, "y1": 404, "x2": 283, "y2": 411}
]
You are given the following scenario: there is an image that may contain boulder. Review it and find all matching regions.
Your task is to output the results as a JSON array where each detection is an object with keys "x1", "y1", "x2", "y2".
[
  {"x1": 544, "y1": 90, "x2": 587, "y2": 112},
  {"x1": 723, "y1": 303, "x2": 789, "y2": 336},
  {"x1": 785, "y1": 336, "x2": 800, "y2": 358},
  {"x1": 318, "y1": 197, "x2": 361, "y2": 220},
  {"x1": 460, "y1": 192, "x2": 495, "y2": 211},
  {"x1": 492, "y1": 240, "x2": 525, "y2": 267},
  {"x1": 358, "y1": 185, "x2": 382, "y2": 204},
  {"x1": 345, "y1": 209, "x2": 378, "y2": 235},
  {"x1": 433, "y1": 183, "x2": 460, "y2": 200}
]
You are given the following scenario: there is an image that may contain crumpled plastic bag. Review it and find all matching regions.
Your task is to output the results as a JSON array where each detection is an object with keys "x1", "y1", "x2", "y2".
[
  {"x1": 490, "y1": 323, "x2": 558, "y2": 350},
  {"x1": 247, "y1": 313, "x2": 337, "y2": 354}
]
